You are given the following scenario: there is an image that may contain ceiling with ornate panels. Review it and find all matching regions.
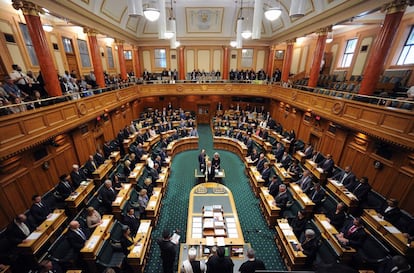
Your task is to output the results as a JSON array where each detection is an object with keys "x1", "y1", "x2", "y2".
[{"x1": 2, "y1": 0, "x2": 409, "y2": 46}]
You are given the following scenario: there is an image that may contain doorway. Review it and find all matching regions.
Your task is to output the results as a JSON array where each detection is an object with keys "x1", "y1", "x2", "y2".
[{"x1": 197, "y1": 104, "x2": 210, "y2": 124}]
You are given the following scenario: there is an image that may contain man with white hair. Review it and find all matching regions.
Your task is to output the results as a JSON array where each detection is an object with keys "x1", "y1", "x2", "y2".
[
  {"x1": 100, "y1": 180, "x2": 116, "y2": 213},
  {"x1": 70, "y1": 164, "x2": 87, "y2": 188},
  {"x1": 181, "y1": 247, "x2": 206, "y2": 273},
  {"x1": 296, "y1": 229, "x2": 318, "y2": 266}
]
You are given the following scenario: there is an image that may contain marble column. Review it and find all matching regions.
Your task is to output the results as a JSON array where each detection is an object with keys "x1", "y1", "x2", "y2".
[
  {"x1": 308, "y1": 28, "x2": 328, "y2": 87},
  {"x1": 222, "y1": 46, "x2": 229, "y2": 80},
  {"x1": 116, "y1": 40, "x2": 127, "y2": 81},
  {"x1": 178, "y1": 47, "x2": 185, "y2": 80},
  {"x1": 359, "y1": 0, "x2": 407, "y2": 95},
  {"x1": 85, "y1": 28, "x2": 105, "y2": 88},
  {"x1": 12, "y1": 0, "x2": 61, "y2": 96},
  {"x1": 282, "y1": 39, "x2": 295, "y2": 83},
  {"x1": 132, "y1": 46, "x2": 141, "y2": 78},
  {"x1": 267, "y1": 46, "x2": 275, "y2": 78}
]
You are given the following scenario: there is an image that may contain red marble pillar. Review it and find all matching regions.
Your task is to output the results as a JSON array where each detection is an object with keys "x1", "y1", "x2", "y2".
[
  {"x1": 178, "y1": 47, "x2": 185, "y2": 80},
  {"x1": 282, "y1": 40, "x2": 295, "y2": 83},
  {"x1": 308, "y1": 29, "x2": 328, "y2": 87},
  {"x1": 222, "y1": 46, "x2": 229, "y2": 80},
  {"x1": 85, "y1": 28, "x2": 105, "y2": 88},
  {"x1": 267, "y1": 46, "x2": 275, "y2": 77},
  {"x1": 12, "y1": 0, "x2": 61, "y2": 96},
  {"x1": 116, "y1": 40, "x2": 127, "y2": 81},
  {"x1": 132, "y1": 46, "x2": 141, "y2": 78},
  {"x1": 359, "y1": 2, "x2": 407, "y2": 95}
]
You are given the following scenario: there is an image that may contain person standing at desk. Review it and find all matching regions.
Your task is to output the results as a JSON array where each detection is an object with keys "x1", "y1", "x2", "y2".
[
  {"x1": 256, "y1": 153, "x2": 267, "y2": 173},
  {"x1": 56, "y1": 174, "x2": 74, "y2": 200},
  {"x1": 181, "y1": 247, "x2": 206, "y2": 273},
  {"x1": 295, "y1": 229, "x2": 319, "y2": 267},
  {"x1": 7, "y1": 214, "x2": 33, "y2": 247},
  {"x1": 318, "y1": 154, "x2": 334, "y2": 177},
  {"x1": 211, "y1": 152, "x2": 221, "y2": 170},
  {"x1": 238, "y1": 248, "x2": 266, "y2": 273},
  {"x1": 30, "y1": 194, "x2": 51, "y2": 226},
  {"x1": 100, "y1": 180, "x2": 116, "y2": 214},
  {"x1": 378, "y1": 198, "x2": 402, "y2": 226},
  {"x1": 349, "y1": 177, "x2": 371, "y2": 203},
  {"x1": 67, "y1": 220, "x2": 88, "y2": 253},
  {"x1": 206, "y1": 246, "x2": 234, "y2": 273},
  {"x1": 261, "y1": 162, "x2": 271, "y2": 186},
  {"x1": 84, "y1": 155, "x2": 98, "y2": 178},
  {"x1": 157, "y1": 229, "x2": 177, "y2": 273},
  {"x1": 198, "y1": 149, "x2": 207, "y2": 171},
  {"x1": 205, "y1": 161, "x2": 215, "y2": 182},
  {"x1": 70, "y1": 164, "x2": 87, "y2": 188},
  {"x1": 327, "y1": 202, "x2": 347, "y2": 230},
  {"x1": 331, "y1": 166, "x2": 356, "y2": 188}
]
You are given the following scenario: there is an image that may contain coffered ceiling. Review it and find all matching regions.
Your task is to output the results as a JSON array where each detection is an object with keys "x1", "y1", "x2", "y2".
[{"x1": 2, "y1": 0, "x2": 407, "y2": 46}]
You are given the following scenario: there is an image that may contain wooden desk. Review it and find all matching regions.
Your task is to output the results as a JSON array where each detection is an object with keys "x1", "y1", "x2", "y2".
[
  {"x1": 275, "y1": 219, "x2": 306, "y2": 270},
  {"x1": 213, "y1": 136, "x2": 247, "y2": 159},
  {"x1": 269, "y1": 131, "x2": 291, "y2": 151},
  {"x1": 66, "y1": 270, "x2": 83, "y2": 273},
  {"x1": 112, "y1": 183, "x2": 132, "y2": 220},
  {"x1": 156, "y1": 167, "x2": 170, "y2": 190},
  {"x1": 65, "y1": 180, "x2": 95, "y2": 215},
  {"x1": 258, "y1": 187, "x2": 281, "y2": 227},
  {"x1": 326, "y1": 179, "x2": 358, "y2": 208},
  {"x1": 109, "y1": 151, "x2": 121, "y2": 164},
  {"x1": 274, "y1": 162, "x2": 292, "y2": 182},
  {"x1": 127, "y1": 220, "x2": 153, "y2": 273},
  {"x1": 294, "y1": 151, "x2": 306, "y2": 164},
  {"x1": 143, "y1": 135, "x2": 160, "y2": 152},
  {"x1": 214, "y1": 169, "x2": 225, "y2": 183},
  {"x1": 145, "y1": 187, "x2": 162, "y2": 226},
  {"x1": 92, "y1": 159, "x2": 113, "y2": 186},
  {"x1": 362, "y1": 209, "x2": 414, "y2": 257},
  {"x1": 195, "y1": 169, "x2": 206, "y2": 183},
  {"x1": 247, "y1": 166, "x2": 265, "y2": 197},
  {"x1": 304, "y1": 159, "x2": 327, "y2": 182},
  {"x1": 18, "y1": 209, "x2": 67, "y2": 256},
  {"x1": 128, "y1": 163, "x2": 145, "y2": 184},
  {"x1": 251, "y1": 134, "x2": 273, "y2": 152},
  {"x1": 123, "y1": 132, "x2": 138, "y2": 152},
  {"x1": 81, "y1": 215, "x2": 114, "y2": 260},
  {"x1": 289, "y1": 183, "x2": 315, "y2": 214},
  {"x1": 266, "y1": 153, "x2": 276, "y2": 164},
  {"x1": 186, "y1": 183, "x2": 245, "y2": 247},
  {"x1": 167, "y1": 137, "x2": 199, "y2": 157},
  {"x1": 314, "y1": 214, "x2": 356, "y2": 261}
]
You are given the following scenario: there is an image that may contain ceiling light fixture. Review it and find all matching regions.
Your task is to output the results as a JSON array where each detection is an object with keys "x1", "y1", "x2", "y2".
[
  {"x1": 289, "y1": 0, "x2": 306, "y2": 18},
  {"x1": 264, "y1": 7, "x2": 282, "y2": 21},
  {"x1": 241, "y1": 30, "x2": 252, "y2": 39},
  {"x1": 165, "y1": 0, "x2": 176, "y2": 40},
  {"x1": 144, "y1": 7, "x2": 160, "y2": 22},
  {"x1": 230, "y1": 41, "x2": 237, "y2": 47},
  {"x1": 252, "y1": 0, "x2": 263, "y2": 39},
  {"x1": 158, "y1": 0, "x2": 167, "y2": 39},
  {"x1": 127, "y1": 0, "x2": 143, "y2": 17}
]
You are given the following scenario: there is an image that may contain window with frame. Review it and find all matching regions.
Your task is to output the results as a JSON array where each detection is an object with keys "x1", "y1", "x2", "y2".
[
  {"x1": 62, "y1": 37, "x2": 74, "y2": 54},
  {"x1": 107, "y1": 46, "x2": 114, "y2": 68},
  {"x1": 340, "y1": 38, "x2": 358, "y2": 68},
  {"x1": 19, "y1": 23, "x2": 38, "y2": 66},
  {"x1": 77, "y1": 39, "x2": 91, "y2": 67},
  {"x1": 397, "y1": 26, "x2": 414, "y2": 65},
  {"x1": 124, "y1": 50, "x2": 132, "y2": 60},
  {"x1": 241, "y1": 49, "x2": 254, "y2": 68},
  {"x1": 154, "y1": 48, "x2": 167, "y2": 68}
]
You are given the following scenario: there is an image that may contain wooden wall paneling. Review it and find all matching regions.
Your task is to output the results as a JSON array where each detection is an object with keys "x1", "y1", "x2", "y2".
[
  {"x1": 51, "y1": 145, "x2": 78, "y2": 176},
  {"x1": 0, "y1": 189, "x2": 12, "y2": 228},
  {"x1": 1, "y1": 176, "x2": 28, "y2": 217},
  {"x1": 111, "y1": 110, "x2": 124, "y2": 137},
  {"x1": 341, "y1": 143, "x2": 369, "y2": 178},
  {"x1": 71, "y1": 126, "x2": 96, "y2": 165},
  {"x1": 18, "y1": 171, "x2": 43, "y2": 206},
  {"x1": 102, "y1": 119, "x2": 115, "y2": 141}
]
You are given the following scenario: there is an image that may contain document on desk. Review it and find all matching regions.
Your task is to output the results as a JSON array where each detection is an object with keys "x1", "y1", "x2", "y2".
[
  {"x1": 48, "y1": 213, "x2": 60, "y2": 221},
  {"x1": 86, "y1": 235, "x2": 100, "y2": 249},
  {"x1": 114, "y1": 196, "x2": 123, "y2": 204},
  {"x1": 279, "y1": 222, "x2": 291, "y2": 230},
  {"x1": 321, "y1": 220, "x2": 332, "y2": 230},
  {"x1": 316, "y1": 167, "x2": 324, "y2": 173},
  {"x1": 228, "y1": 228, "x2": 238, "y2": 238},
  {"x1": 372, "y1": 214, "x2": 383, "y2": 222},
  {"x1": 131, "y1": 244, "x2": 142, "y2": 254},
  {"x1": 100, "y1": 218, "x2": 110, "y2": 227},
  {"x1": 206, "y1": 236, "x2": 215, "y2": 246},
  {"x1": 385, "y1": 226, "x2": 401, "y2": 234},
  {"x1": 137, "y1": 222, "x2": 150, "y2": 233},
  {"x1": 26, "y1": 232, "x2": 42, "y2": 240},
  {"x1": 216, "y1": 237, "x2": 225, "y2": 246},
  {"x1": 148, "y1": 200, "x2": 157, "y2": 208}
]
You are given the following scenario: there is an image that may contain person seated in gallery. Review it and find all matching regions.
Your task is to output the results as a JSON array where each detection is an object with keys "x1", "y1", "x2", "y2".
[
  {"x1": 261, "y1": 162, "x2": 272, "y2": 186},
  {"x1": 290, "y1": 210, "x2": 308, "y2": 238},
  {"x1": 327, "y1": 202, "x2": 347, "y2": 230},
  {"x1": 295, "y1": 229, "x2": 319, "y2": 266},
  {"x1": 377, "y1": 198, "x2": 402, "y2": 226},
  {"x1": 330, "y1": 166, "x2": 356, "y2": 188},
  {"x1": 336, "y1": 217, "x2": 367, "y2": 249},
  {"x1": 273, "y1": 184, "x2": 289, "y2": 211},
  {"x1": 287, "y1": 160, "x2": 301, "y2": 182}
]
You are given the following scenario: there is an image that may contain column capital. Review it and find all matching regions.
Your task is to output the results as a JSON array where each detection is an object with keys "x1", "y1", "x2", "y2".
[
  {"x1": 286, "y1": 39, "x2": 296, "y2": 45},
  {"x1": 132, "y1": 45, "x2": 140, "y2": 50},
  {"x1": 316, "y1": 26, "x2": 331, "y2": 36},
  {"x1": 115, "y1": 39, "x2": 124, "y2": 46},
  {"x1": 382, "y1": 0, "x2": 409, "y2": 14},
  {"x1": 12, "y1": 0, "x2": 42, "y2": 16},
  {"x1": 84, "y1": 28, "x2": 98, "y2": 36}
]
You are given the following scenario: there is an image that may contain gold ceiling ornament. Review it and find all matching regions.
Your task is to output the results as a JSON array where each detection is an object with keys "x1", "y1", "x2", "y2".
[
  {"x1": 12, "y1": 0, "x2": 42, "y2": 16},
  {"x1": 381, "y1": 0, "x2": 412, "y2": 14}
]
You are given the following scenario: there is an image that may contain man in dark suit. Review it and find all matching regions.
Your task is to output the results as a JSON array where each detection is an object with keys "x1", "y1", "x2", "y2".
[
  {"x1": 295, "y1": 229, "x2": 319, "y2": 266},
  {"x1": 66, "y1": 220, "x2": 88, "y2": 252},
  {"x1": 349, "y1": 176, "x2": 371, "y2": 203},
  {"x1": 100, "y1": 180, "x2": 116, "y2": 213},
  {"x1": 103, "y1": 141, "x2": 113, "y2": 158},
  {"x1": 30, "y1": 194, "x2": 51, "y2": 226},
  {"x1": 256, "y1": 153, "x2": 267, "y2": 173},
  {"x1": 318, "y1": 154, "x2": 334, "y2": 176},
  {"x1": 279, "y1": 151, "x2": 292, "y2": 169},
  {"x1": 157, "y1": 229, "x2": 177, "y2": 273},
  {"x1": 303, "y1": 143, "x2": 314, "y2": 159},
  {"x1": 378, "y1": 198, "x2": 402, "y2": 226},
  {"x1": 84, "y1": 155, "x2": 98, "y2": 179},
  {"x1": 308, "y1": 183, "x2": 326, "y2": 211},
  {"x1": 331, "y1": 166, "x2": 356, "y2": 188},
  {"x1": 245, "y1": 135, "x2": 253, "y2": 156},
  {"x1": 123, "y1": 208, "x2": 140, "y2": 237},
  {"x1": 311, "y1": 151, "x2": 324, "y2": 164},
  {"x1": 198, "y1": 149, "x2": 207, "y2": 171},
  {"x1": 296, "y1": 170, "x2": 313, "y2": 194},
  {"x1": 274, "y1": 184, "x2": 289, "y2": 210},
  {"x1": 274, "y1": 143, "x2": 285, "y2": 162},
  {"x1": 336, "y1": 217, "x2": 367, "y2": 249},
  {"x1": 7, "y1": 214, "x2": 33, "y2": 246},
  {"x1": 70, "y1": 164, "x2": 87, "y2": 188},
  {"x1": 56, "y1": 174, "x2": 74, "y2": 200},
  {"x1": 261, "y1": 162, "x2": 272, "y2": 186},
  {"x1": 94, "y1": 148, "x2": 105, "y2": 166},
  {"x1": 268, "y1": 175, "x2": 281, "y2": 197}
]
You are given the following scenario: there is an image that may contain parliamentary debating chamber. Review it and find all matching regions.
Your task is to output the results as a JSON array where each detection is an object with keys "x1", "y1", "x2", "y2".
[{"x1": 0, "y1": 0, "x2": 414, "y2": 272}]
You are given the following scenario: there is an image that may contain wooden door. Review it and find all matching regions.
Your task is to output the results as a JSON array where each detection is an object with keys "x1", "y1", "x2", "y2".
[
  {"x1": 66, "y1": 54, "x2": 80, "y2": 79},
  {"x1": 197, "y1": 104, "x2": 210, "y2": 124},
  {"x1": 125, "y1": 60, "x2": 133, "y2": 75}
]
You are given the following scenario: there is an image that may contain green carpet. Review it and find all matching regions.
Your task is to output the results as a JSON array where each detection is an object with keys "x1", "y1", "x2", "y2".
[{"x1": 144, "y1": 124, "x2": 286, "y2": 273}]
